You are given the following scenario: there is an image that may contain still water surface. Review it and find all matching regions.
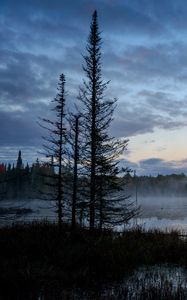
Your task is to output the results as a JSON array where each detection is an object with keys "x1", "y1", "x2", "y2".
[
  {"x1": 36, "y1": 265, "x2": 187, "y2": 299},
  {"x1": 1, "y1": 196, "x2": 187, "y2": 231}
]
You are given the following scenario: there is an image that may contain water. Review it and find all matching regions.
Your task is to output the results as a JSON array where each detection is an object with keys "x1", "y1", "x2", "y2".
[
  {"x1": 137, "y1": 196, "x2": 187, "y2": 232},
  {"x1": 28, "y1": 265, "x2": 187, "y2": 299},
  {"x1": 0, "y1": 198, "x2": 56, "y2": 225},
  {"x1": 1, "y1": 196, "x2": 187, "y2": 232}
]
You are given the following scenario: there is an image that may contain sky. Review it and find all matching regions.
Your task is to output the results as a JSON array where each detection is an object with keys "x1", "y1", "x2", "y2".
[{"x1": 1, "y1": 0, "x2": 187, "y2": 175}]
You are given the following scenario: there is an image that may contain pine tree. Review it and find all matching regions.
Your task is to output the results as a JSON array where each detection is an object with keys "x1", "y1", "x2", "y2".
[
  {"x1": 40, "y1": 73, "x2": 66, "y2": 229},
  {"x1": 15, "y1": 150, "x2": 23, "y2": 198},
  {"x1": 79, "y1": 11, "x2": 137, "y2": 230},
  {"x1": 16, "y1": 150, "x2": 23, "y2": 170}
]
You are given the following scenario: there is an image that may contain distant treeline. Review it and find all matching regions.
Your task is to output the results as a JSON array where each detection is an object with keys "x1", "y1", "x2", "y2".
[
  {"x1": 0, "y1": 151, "x2": 54, "y2": 199},
  {"x1": 126, "y1": 173, "x2": 187, "y2": 197},
  {"x1": 1, "y1": 151, "x2": 187, "y2": 199}
]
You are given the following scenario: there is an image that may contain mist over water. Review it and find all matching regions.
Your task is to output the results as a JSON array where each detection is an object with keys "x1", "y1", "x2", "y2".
[
  {"x1": 1, "y1": 195, "x2": 187, "y2": 232},
  {"x1": 1, "y1": 174, "x2": 187, "y2": 231},
  {"x1": 131, "y1": 195, "x2": 187, "y2": 232},
  {"x1": 138, "y1": 196, "x2": 187, "y2": 218}
]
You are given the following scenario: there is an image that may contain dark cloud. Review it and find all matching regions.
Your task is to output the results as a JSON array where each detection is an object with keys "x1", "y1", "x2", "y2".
[
  {"x1": 137, "y1": 90, "x2": 187, "y2": 117},
  {"x1": 0, "y1": 110, "x2": 43, "y2": 146},
  {"x1": 138, "y1": 157, "x2": 187, "y2": 176},
  {"x1": 103, "y1": 42, "x2": 187, "y2": 88},
  {"x1": 118, "y1": 157, "x2": 187, "y2": 176},
  {"x1": 0, "y1": 0, "x2": 166, "y2": 36},
  {"x1": 128, "y1": 0, "x2": 187, "y2": 32},
  {"x1": 110, "y1": 102, "x2": 187, "y2": 138}
]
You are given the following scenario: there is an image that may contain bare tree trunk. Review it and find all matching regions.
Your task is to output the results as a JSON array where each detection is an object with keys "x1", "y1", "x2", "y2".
[
  {"x1": 72, "y1": 115, "x2": 79, "y2": 229},
  {"x1": 57, "y1": 101, "x2": 63, "y2": 230}
]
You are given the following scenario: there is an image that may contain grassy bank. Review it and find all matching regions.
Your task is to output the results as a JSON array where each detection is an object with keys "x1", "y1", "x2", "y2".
[{"x1": 0, "y1": 222, "x2": 187, "y2": 298}]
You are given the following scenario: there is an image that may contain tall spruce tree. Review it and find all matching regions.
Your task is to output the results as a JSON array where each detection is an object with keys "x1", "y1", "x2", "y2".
[
  {"x1": 16, "y1": 150, "x2": 23, "y2": 170},
  {"x1": 79, "y1": 11, "x2": 137, "y2": 230},
  {"x1": 15, "y1": 150, "x2": 23, "y2": 198},
  {"x1": 40, "y1": 73, "x2": 66, "y2": 229}
]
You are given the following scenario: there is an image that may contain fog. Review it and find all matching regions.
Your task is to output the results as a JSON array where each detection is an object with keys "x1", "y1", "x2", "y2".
[
  {"x1": 1, "y1": 175, "x2": 187, "y2": 232},
  {"x1": 137, "y1": 196, "x2": 187, "y2": 219},
  {"x1": 128, "y1": 176, "x2": 187, "y2": 231}
]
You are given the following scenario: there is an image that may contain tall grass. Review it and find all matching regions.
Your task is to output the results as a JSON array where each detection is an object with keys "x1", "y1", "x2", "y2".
[{"x1": 1, "y1": 221, "x2": 187, "y2": 299}]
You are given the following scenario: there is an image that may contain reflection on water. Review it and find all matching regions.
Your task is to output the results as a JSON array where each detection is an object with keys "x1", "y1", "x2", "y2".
[
  {"x1": 139, "y1": 196, "x2": 187, "y2": 219},
  {"x1": 37, "y1": 265, "x2": 187, "y2": 299},
  {"x1": 2, "y1": 197, "x2": 187, "y2": 232}
]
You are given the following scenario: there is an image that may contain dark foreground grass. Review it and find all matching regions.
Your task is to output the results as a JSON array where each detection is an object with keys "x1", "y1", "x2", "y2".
[{"x1": 0, "y1": 221, "x2": 187, "y2": 299}]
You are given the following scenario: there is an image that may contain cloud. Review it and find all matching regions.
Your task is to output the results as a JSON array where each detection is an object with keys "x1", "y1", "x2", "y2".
[
  {"x1": 103, "y1": 41, "x2": 187, "y2": 88},
  {"x1": 0, "y1": 110, "x2": 43, "y2": 146},
  {"x1": 128, "y1": 0, "x2": 187, "y2": 32},
  {"x1": 1, "y1": 0, "x2": 187, "y2": 170},
  {"x1": 137, "y1": 90, "x2": 187, "y2": 117},
  {"x1": 117, "y1": 156, "x2": 187, "y2": 176},
  {"x1": 138, "y1": 158, "x2": 187, "y2": 176},
  {"x1": 110, "y1": 101, "x2": 187, "y2": 138}
]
